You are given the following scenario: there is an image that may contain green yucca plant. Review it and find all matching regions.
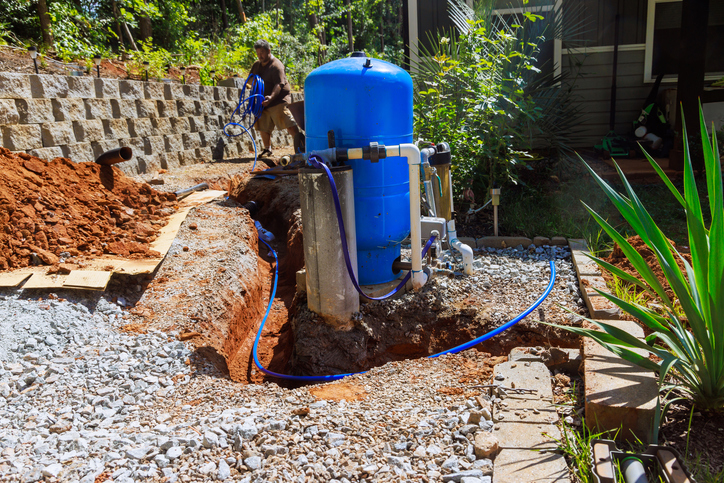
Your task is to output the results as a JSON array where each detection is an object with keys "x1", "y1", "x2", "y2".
[{"x1": 556, "y1": 106, "x2": 724, "y2": 410}]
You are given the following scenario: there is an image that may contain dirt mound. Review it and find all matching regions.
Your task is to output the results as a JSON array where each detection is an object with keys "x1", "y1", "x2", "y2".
[
  {"x1": 0, "y1": 148, "x2": 177, "y2": 271},
  {"x1": 604, "y1": 235, "x2": 691, "y2": 300}
]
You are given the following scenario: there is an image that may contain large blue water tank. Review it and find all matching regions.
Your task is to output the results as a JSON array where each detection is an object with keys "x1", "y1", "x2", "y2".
[{"x1": 305, "y1": 55, "x2": 413, "y2": 285}]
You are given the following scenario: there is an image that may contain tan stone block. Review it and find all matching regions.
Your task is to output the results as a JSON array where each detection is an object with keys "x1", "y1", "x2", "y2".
[
  {"x1": 164, "y1": 134, "x2": 184, "y2": 152},
  {"x1": 164, "y1": 83, "x2": 185, "y2": 100},
  {"x1": 122, "y1": 137, "x2": 146, "y2": 156},
  {"x1": 27, "y1": 146, "x2": 63, "y2": 161},
  {"x1": 151, "y1": 117, "x2": 173, "y2": 135},
  {"x1": 52, "y1": 98, "x2": 85, "y2": 121},
  {"x1": 128, "y1": 118, "x2": 154, "y2": 138},
  {"x1": 183, "y1": 132, "x2": 201, "y2": 150},
  {"x1": 205, "y1": 115, "x2": 221, "y2": 131},
  {"x1": 29, "y1": 74, "x2": 69, "y2": 98},
  {"x1": 73, "y1": 119, "x2": 105, "y2": 143},
  {"x1": 66, "y1": 77, "x2": 94, "y2": 98},
  {"x1": 119, "y1": 80, "x2": 144, "y2": 100},
  {"x1": 84, "y1": 99, "x2": 112, "y2": 120},
  {"x1": 473, "y1": 432, "x2": 500, "y2": 458},
  {"x1": 15, "y1": 99, "x2": 54, "y2": 124},
  {"x1": 178, "y1": 149, "x2": 197, "y2": 166},
  {"x1": 195, "y1": 147, "x2": 212, "y2": 163},
  {"x1": 94, "y1": 78, "x2": 120, "y2": 98},
  {"x1": 533, "y1": 236, "x2": 551, "y2": 246},
  {"x1": 176, "y1": 99, "x2": 199, "y2": 116},
  {"x1": 110, "y1": 99, "x2": 137, "y2": 119},
  {"x1": 136, "y1": 99, "x2": 158, "y2": 118},
  {"x1": 61, "y1": 143, "x2": 94, "y2": 163},
  {"x1": 159, "y1": 151, "x2": 180, "y2": 170},
  {"x1": 0, "y1": 99, "x2": 20, "y2": 124},
  {"x1": 567, "y1": 238, "x2": 586, "y2": 250},
  {"x1": 144, "y1": 82, "x2": 165, "y2": 100},
  {"x1": 91, "y1": 139, "x2": 120, "y2": 157},
  {"x1": 198, "y1": 85, "x2": 215, "y2": 101},
  {"x1": 584, "y1": 320, "x2": 656, "y2": 443},
  {"x1": 41, "y1": 121, "x2": 76, "y2": 147},
  {"x1": 102, "y1": 119, "x2": 129, "y2": 140},
  {"x1": 157, "y1": 100, "x2": 177, "y2": 118},
  {"x1": 188, "y1": 116, "x2": 205, "y2": 132},
  {"x1": 182, "y1": 84, "x2": 199, "y2": 99},
  {"x1": 171, "y1": 117, "x2": 190, "y2": 132},
  {"x1": 143, "y1": 136, "x2": 165, "y2": 155},
  {"x1": 0, "y1": 73, "x2": 32, "y2": 99}
]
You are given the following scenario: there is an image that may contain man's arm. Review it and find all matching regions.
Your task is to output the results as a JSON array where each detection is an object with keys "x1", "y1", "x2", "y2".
[{"x1": 262, "y1": 60, "x2": 288, "y2": 106}]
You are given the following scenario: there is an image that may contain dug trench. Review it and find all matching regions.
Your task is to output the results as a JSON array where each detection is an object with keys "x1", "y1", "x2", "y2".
[{"x1": 133, "y1": 169, "x2": 582, "y2": 385}]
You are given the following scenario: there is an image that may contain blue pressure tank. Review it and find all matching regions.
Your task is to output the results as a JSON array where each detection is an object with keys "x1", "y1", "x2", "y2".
[{"x1": 304, "y1": 54, "x2": 413, "y2": 286}]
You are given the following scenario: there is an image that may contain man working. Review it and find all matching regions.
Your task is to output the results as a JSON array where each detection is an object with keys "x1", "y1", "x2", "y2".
[{"x1": 249, "y1": 39, "x2": 300, "y2": 158}]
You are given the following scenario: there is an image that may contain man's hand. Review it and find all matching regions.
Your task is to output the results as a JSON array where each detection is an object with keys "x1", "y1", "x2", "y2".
[{"x1": 261, "y1": 95, "x2": 271, "y2": 107}]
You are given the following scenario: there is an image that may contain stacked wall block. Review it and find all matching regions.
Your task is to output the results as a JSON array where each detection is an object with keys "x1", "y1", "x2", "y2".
[{"x1": 0, "y1": 73, "x2": 298, "y2": 176}]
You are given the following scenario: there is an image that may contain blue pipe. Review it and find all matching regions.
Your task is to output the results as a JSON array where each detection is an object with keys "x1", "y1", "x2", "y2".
[
  {"x1": 223, "y1": 73, "x2": 265, "y2": 171},
  {"x1": 252, "y1": 239, "x2": 557, "y2": 382}
]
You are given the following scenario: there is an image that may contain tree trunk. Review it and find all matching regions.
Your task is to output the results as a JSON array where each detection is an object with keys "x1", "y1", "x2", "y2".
[
  {"x1": 122, "y1": 22, "x2": 139, "y2": 51},
  {"x1": 379, "y1": 2, "x2": 385, "y2": 53},
  {"x1": 221, "y1": 0, "x2": 229, "y2": 30},
  {"x1": 670, "y1": 0, "x2": 709, "y2": 170},
  {"x1": 37, "y1": 0, "x2": 53, "y2": 48},
  {"x1": 235, "y1": 0, "x2": 246, "y2": 23},
  {"x1": 110, "y1": 0, "x2": 124, "y2": 50},
  {"x1": 345, "y1": 0, "x2": 354, "y2": 52},
  {"x1": 140, "y1": 0, "x2": 152, "y2": 42}
]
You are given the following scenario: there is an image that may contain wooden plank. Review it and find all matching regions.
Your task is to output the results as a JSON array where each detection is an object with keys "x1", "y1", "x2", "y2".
[
  {"x1": 22, "y1": 272, "x2": 67, "y2": 289},
  {"x1": 0, "y1": 271, "x2": 34, "y2": 287},
  {"x1": 63, "y1": 271, "x2": 112, "y2": 291}
]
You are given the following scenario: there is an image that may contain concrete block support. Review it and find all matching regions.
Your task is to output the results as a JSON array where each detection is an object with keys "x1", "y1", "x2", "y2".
[
  {"x1": 15, "y1": 99, "x2": 54, "y2": 124},
  {"x1": 176, "y1": 99, "x2": 199, "y2": 116},
  {"x1": 41, "y1": 121, "x2": 76, "y2": 147},
  {"x1": 178, "y1": 150, "x2": 197, "y2": 166},
  {"x1": 0, "y1": 99, "x2": 19, "y2": 125},
  {"x1": 52, "y1": 98, "x2": 86, "y2": 121},
  {"x1": 152, "y1": 118, "x2": 173, "y2": 136},
  {"x1": 299, "y1": 166, "x2": 359, "y2": 328},
  {"x1": 144, "y1": 136, "x2": 165, "y2": 155},
  {"x1": 182, "y1": 132, "x2": 201, "y2": 150},
  {"x1": 195, "y1": 147, "x2": 212, "y2": 163},
  {"x1": 0, "y1": 73, "x2": 33, "y2": 99},
  {"x1": 584, "y1": 319, "x2": 657, "y2": 443},
  {"x1": 164, "y1": 134, "x2": 184, "y2": 152},
  {"x1": 73, "y1": 119, "x2": 105, "y2": 143},
  {"x1": 188, "y1": 116, "x2": 205, "y2": 132},
  {"x1": 171, "y1": 117, "x2": 190, "y2": 133},
  {"x1": 2, "y1": 124, "x2": 43, "y2": 151}
]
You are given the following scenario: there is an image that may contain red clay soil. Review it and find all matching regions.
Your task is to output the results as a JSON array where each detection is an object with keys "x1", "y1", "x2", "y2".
[
  {"x1": 0, "y1": 148, "x2": 177, "y2": 271},
  {"x1": 602, "y1": 235, "x2": 691, "y2": 301}
]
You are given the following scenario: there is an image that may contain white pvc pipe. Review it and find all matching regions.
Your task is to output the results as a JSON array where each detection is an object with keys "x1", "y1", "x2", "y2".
[
  {"x1": 386, "y1": 144, "x2": 429, "y2": 290},
  {"x1": 447, "y1": 219, "x2": 474, "y2": 275}
]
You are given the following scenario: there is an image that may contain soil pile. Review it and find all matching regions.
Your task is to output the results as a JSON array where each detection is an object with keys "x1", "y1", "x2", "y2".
[
  {"x1": 0, "y1": 148, "x2": 177, "y2": 271},
  {"x1": 604, "y1": 235, "x2": 691, "y2": 299}
]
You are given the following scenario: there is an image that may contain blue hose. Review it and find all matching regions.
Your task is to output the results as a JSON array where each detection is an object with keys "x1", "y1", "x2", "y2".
[
  {"x1": 223, "y1": 73, "x2": 265, "y2": 171},
  {"x1": 252, "y1": 235, "x2": 556, "y2": 382}
]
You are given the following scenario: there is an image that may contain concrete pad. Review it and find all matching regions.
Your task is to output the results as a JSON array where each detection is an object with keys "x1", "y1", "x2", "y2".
[
  {"x1": 584, "y1": 319, "x2": 657, "y2": 443},
  {"x1": 571, "y1": 250, "x2": 603, "y2": 277},
  {"x1": 509, "y1": 347, "x2": 582, "y2": 373},
  {"x1": 359, "y1": 275, "x2": 411, "y2": 301},
  {"x1": 494, "y1": 361, "x2": 554, "y2": 399},
  {"x1": 494, "y1": 449, "x2": 570, "y2": 483}
]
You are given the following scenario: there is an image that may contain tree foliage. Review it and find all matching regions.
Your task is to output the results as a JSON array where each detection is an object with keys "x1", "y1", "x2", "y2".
[{"x1": 0, "y1": 0, "x2": 406, "y2": 80}]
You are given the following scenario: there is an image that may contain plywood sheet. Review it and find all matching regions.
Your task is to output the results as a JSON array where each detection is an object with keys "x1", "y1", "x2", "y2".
[
  {"x1": 0, "y1": 189, "x2": 226, "y2": 290},
  {"x1": 64, "y1": 271, "x2": 112, "y2": 290},
  {"x1": 0, "y1": 271, "x2": 34, "y2": 288}
]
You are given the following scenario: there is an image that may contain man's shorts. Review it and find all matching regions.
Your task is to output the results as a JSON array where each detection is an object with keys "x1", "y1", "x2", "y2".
[{"x1": 257, "y1": 103, "x2": 297, "y2": 133}]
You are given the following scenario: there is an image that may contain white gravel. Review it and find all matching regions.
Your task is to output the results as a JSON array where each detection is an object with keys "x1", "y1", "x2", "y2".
[{"x1": 0, "y1": 242, "x2": 582, "y2": 482}]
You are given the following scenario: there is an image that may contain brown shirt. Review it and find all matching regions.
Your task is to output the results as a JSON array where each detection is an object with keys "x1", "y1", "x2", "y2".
[{"x1": 250, "y1": 56, "x2": 291, "y2": 108}]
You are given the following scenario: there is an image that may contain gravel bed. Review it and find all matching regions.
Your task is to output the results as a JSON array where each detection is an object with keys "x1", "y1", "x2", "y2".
[{"x1": 0, "y1": 242, "x2": 583, "y2": 482}]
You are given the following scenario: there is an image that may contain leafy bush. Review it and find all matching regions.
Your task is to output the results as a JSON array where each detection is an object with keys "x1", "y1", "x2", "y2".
[
  {"x1": 552, "y1": 106, "x2": 724, "y2": 410},
  {"x1": 126, "y1": 40, "x2": 174, "y2": 81},
  {"x1": 412, "y1": 0, "x2": 585, "y2": 202}
]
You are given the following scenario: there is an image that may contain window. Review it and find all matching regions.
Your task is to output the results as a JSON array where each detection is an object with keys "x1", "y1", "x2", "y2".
[{"x1": 644, "y1": 0, "x2": 724, "y2": 83}]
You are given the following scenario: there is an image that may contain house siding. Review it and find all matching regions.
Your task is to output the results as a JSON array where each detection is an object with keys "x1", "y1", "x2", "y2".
[{"x1": 563, "y1": 48, "x2": 654, "y2": 148}]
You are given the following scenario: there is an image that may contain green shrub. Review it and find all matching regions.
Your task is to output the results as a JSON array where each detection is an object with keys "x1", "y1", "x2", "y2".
[{"x1": 550, "y1": 106, "x2": 724, "y2": 411}]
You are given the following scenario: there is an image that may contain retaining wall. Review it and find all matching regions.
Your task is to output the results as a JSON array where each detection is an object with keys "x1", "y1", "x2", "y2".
[{"x1": 0, "y1": 73, "x2": 299, "y2": 175}]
